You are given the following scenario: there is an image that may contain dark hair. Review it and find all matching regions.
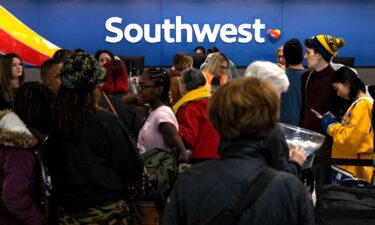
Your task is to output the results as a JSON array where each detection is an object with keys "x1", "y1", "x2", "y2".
[
  {"x1": 0, "y1": 53, "x2": 25, "y2": 102},
  {"x1": 207, "y1": 46, "x2": 220, "y2": 54},
  {"x1": 283, "y1": 38, "x2": 303, "y2": 66},
  {"x1": 194, "y1": 46, "x2": 206, "y2": 55},
  {"x1": 52, "y1": 86, "x2": 101, "y2": 139},
  {"x1": 52, "y1": 49, "x2": 73, "y2": 61},
  {"x1": 102, "y1": 59, "x2": 129, "y2": 94},
  {"x1": 40, "y1": 58, "x2": 62, "y2": 79},
  {"x1": 144, "y1": 68, "x2": 170, "y2": 105},
  {"x1": 13, "y1": 82, "x2": 53, "y2": 133},
  {"x1": 304, "y1": 38, "x2": 318, "y2": 53},
  {"x1": 53, "y1": 53, "x2": 104, "y2": 139},
  {"x1": 332, "y1": 67, "x2": 365, "y2": 102},
  {"x1": 181, "y1": 68, "x2": 206, "y2": 91},
  {"x1": 94, "y1": 50, "x2": 115, "y2": 61}
]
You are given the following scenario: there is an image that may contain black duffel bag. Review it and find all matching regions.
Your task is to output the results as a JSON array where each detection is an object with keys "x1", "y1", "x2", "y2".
[{"x1": 315, "y1": 180, "x2": 375, "y2": 225}]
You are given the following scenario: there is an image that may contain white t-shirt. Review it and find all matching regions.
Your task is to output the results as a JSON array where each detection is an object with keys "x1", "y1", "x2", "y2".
[{"x1": 137, "y1": 105, "x2": 179, "y2": 154}]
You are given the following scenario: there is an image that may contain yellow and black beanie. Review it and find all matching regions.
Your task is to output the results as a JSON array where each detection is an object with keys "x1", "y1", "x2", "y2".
[{"x1": 309, "y1": 35, "x2": 345, "y2": 62}]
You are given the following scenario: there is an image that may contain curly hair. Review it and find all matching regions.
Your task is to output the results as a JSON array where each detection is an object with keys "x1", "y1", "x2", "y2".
[{"x1": 13, "y1": 82, "x2": 53, "y2": 134}]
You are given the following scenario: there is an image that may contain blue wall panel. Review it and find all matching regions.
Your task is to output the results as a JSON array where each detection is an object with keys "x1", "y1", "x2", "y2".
[{"x1": 1, "y1": 0, "x2": 374, "y2": 66}]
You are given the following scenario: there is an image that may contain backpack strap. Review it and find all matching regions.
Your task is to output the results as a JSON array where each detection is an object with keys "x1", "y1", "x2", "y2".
[
  {"x1": 211, "y1": 168, "x2": 277, "y2": 225},
  {"x1": 101, "y1": 91, "x2": 119, "y2": 117},
  {"x1": 231, "y1": 168, "x2": 276, "y2": 217}
]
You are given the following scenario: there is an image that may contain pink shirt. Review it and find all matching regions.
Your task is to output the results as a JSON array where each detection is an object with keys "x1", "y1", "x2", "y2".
[{"x1": 137, "y1": 105, "x2": 179, "y2": 154}]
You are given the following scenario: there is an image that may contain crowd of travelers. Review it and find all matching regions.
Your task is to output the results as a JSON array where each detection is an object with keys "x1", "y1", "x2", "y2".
[{"x1": 0, "y1": 34, "x2": 373, "y2": 225}]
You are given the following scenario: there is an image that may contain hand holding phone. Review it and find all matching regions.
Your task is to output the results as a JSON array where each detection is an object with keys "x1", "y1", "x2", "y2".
[{"x1": 310, "y1": 108, "x2": 323, "y2": 119}]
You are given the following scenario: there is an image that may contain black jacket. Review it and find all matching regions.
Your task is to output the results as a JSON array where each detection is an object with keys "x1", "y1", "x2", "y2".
[
  {"x1": 162, "y1": 139, "x2": 314, "y2": 225},
  {"x1": 99, "y1": 93, "x2": 144, "y2": 138},
  {"x1": 265, "y1": 124, "x2": 301, "y2": 175},
  {"x1": 44, "y1": 111, "x2": 143, "y2": 210}
]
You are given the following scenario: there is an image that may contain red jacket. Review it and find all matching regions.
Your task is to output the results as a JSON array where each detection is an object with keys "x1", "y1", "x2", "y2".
[{"x1": 176, "y1": 98, "x2": 220, "y2": 159}]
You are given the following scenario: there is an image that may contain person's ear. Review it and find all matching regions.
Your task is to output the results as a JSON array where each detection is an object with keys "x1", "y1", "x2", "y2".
[
  {"x1": 345, "y1": 80, "x2": 351, "y2": 88},
  {"x1": 317, "y1": 53, "x2": 323, "y2": 60},
  {"x1": 155, "y1": 85, "x2": 163, "y2": 96},
  {"x1": 180, "y1": 83, "x2": 187, "y2": 96},
  {"x1": 41, "y1": 77, "x2": 48, "y2": 84}
]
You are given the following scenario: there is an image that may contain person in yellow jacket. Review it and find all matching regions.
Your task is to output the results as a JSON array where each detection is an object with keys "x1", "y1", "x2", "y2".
[{"x1": 321, "y1": 67, "x2": 374, "y2": 184}]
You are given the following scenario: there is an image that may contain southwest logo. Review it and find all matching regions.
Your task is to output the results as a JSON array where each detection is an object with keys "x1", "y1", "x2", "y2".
[
  {"x1": 0, "y1": 5, "x2": 60, "y2": 66},
  {"x1": 267, "y1": 29, "x2": 281, "y2": 43}
]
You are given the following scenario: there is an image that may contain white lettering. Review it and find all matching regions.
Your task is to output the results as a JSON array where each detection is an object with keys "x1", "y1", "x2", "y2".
[
  {"x1": 144, "y1": 24, "x2": 161, "y2": 43},
  {"x1": 104, "y1": 16, "x2": 266, "y2": 44},
  {"x1": 238, "y1": 24, "x2": 252, "y2": 43},
  {"x1": 162, "y1": 19, "x2": 175, "y2": 43},
  {"x1": 175, "y1": 16, "x2": 193, "y2": 43},
  {"x1": 105, "y1": 17, "x2": 123, "y2": 43},
  {"x1": 124, "y1": 24, "x2": 143, "y2": 43},
  {"x1": 253, "y1": 19, "x2": 265, "y2": 43},
  {"x1": 220, "y1": 24, "x2": 237, "y2": 43},
  {"x1": 193, "y1": 24, "x2": 221, "y2": 42}
]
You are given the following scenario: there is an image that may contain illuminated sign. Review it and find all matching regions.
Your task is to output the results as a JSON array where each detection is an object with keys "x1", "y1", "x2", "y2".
[
  {"x1": 1, "y1": 1, "x2": 375, "y2": 66},
  {"x1": 105, "y1": 16, "x2": 266, "y2": 44}
]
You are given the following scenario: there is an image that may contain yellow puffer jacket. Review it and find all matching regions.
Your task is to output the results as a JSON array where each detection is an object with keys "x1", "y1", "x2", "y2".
[{"x1": 328, "y1": 97, "x2": 374, "y2": 183}]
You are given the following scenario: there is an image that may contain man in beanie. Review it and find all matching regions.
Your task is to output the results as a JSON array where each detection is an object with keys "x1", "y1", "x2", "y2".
[
  {"x1": 299, "y1": 34, "x2": 345, "y2": 196},
  {"x1": 280, "y1": 38, "x2": 305, "y2": 126}
]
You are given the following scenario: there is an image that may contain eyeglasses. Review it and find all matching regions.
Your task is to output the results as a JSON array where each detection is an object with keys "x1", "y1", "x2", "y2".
[
  {"x1": 137, "y1": 83, "x2": 157, "y2": 92},
  {"x1": 219, "y1": 65, "x2": 229, "y2": 71}
]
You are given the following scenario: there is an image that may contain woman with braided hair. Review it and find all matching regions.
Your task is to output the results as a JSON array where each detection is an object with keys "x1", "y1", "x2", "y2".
[{"x1": 122, "y1": 68, "x2": 188, "y2": 163}]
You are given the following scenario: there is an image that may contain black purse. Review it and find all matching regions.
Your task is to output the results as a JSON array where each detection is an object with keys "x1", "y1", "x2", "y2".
[{"x1": 208, "y1": 168, "x2": 276, "y2": 225}]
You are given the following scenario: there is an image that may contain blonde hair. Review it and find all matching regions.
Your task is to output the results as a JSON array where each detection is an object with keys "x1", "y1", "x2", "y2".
[
  {"x1": 172, "y1": 53, "x2": 193, "y2": 71},
  {"x1": 205, "y1": 52, "x2": 229, "y2": 74},
  {"x1": 208, "y1": 77, "x2": 279, "y2": 140}
]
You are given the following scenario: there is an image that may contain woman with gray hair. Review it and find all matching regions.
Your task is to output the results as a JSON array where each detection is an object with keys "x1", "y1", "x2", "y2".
[
  {"x1": 244, "y1": 61, "x2": 289, "y2": 93},
  {"x1": 245, "y1": 61, "x2": 306, "y2": 176},
  {"x1": 173, "y1": 68, "x2": 220, "y2": 162}
]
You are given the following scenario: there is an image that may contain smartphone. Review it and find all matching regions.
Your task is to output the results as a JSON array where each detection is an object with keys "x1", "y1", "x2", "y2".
[{"x1": 310, "y1": 108, "x2": 323, "y2": 119}]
